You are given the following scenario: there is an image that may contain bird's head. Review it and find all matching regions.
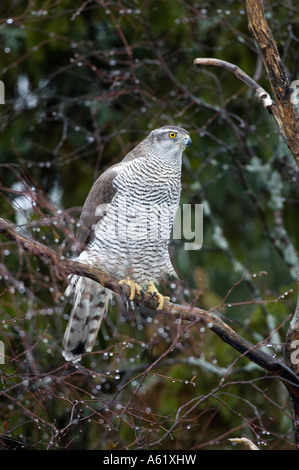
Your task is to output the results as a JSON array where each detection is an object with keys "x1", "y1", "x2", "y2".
[{"x1": 147, "y1": 126, "x2": 192, "y2": 160}]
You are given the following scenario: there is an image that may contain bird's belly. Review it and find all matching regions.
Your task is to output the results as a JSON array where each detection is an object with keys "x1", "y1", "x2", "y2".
[
  {"x1": 89, "y1": 234, "x2": 170, "y2": 287},
  {"x1": 86, "y1": 191, "x2": 179, "y2": 287},
  {"x1": 84, "y1": 185, "x2": 179, "y2": 288}
]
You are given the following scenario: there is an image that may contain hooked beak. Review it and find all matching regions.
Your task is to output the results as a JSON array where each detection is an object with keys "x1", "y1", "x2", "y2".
[{"x1": 184, "y1": 134, "x2": 192, "y2": 148}]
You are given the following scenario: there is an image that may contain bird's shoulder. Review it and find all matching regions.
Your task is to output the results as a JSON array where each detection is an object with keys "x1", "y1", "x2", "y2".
[
  {"x1": 74, "y1": 143, "x2": 146, "y2": 254},
  {"x1": 74, "y1": 164, "x2": 118, "y2": 254}
]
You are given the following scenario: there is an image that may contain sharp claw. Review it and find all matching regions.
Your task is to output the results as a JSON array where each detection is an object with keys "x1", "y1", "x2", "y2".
[
  {"x1": 119, "y1": 279, "x2": 170, "y2": 310},
  {"x1": 146, "y1": 280, "x2": 170, "y2": 310},
  {"x1": 148, "y1": 291, "x2": 157, "y2": 303},
  {"x1": 140, "y1": 289, "x2": 145, "y2": 302},
  {"x1": 119, "y1": 278, "x2": 141, "y2": 301}
]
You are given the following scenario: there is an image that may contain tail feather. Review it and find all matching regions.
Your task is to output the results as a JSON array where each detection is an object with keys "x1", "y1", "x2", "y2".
[{"x1": 62, "y1": 275, "x2": 112, "y2": 362}]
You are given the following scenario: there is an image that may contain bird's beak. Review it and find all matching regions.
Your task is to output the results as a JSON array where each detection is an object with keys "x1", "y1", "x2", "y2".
[{"x1": 184, "y1": 135, "x2": 192, "y2": 148}]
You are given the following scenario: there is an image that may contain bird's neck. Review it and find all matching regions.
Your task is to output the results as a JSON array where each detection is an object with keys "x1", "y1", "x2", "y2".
[{"x1": 149, "y1": 148, "x2": 183, "y2": 172}]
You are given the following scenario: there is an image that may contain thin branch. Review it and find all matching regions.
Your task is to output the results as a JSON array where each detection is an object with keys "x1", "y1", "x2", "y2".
[
  {"x1": 194, "y1": 58, "x2": 266, "y2": 96},
  {"x1": 193, "y1": 57, "x2": 287, "y2": 143},
  {"x1": 1, "y1": 217, "x2": 299, "y2": 400},
  {"x1": 229, "y1": 437, "x2": 259, "y2": 450}
]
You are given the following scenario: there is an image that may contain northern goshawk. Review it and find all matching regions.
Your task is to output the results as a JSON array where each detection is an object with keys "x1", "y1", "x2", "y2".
[{"x1": 62, "y1": 126, "x2": 192, "y2": 362}]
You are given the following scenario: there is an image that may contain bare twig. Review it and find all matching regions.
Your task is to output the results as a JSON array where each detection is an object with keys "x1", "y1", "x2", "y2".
[
  {"x1": 229, "y1": 437, "x2": 259, "y2": 450},
  {"x1": 194, "y1": 58, "x2": 267, "y2": 97},
  {"x1": 193, "y1": 57, "x2": 287, "y2": 143}
]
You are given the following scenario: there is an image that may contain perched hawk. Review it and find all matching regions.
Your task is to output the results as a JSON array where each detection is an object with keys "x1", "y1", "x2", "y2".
[{"x1": 62, "y1": 126, "x2": 192, "y2": 362}]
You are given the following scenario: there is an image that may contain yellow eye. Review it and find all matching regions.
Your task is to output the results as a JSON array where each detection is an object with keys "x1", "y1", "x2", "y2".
[{"x1": 169, "y1": 132, "x2": 176, "y2": 138}]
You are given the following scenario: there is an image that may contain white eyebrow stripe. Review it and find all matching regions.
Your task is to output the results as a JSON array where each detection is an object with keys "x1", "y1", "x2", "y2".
[{"x1": 153, "y1": 128, "x2": 177, "y2": 135}]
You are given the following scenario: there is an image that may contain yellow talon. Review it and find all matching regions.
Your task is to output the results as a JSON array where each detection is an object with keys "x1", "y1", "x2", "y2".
[
  {"x1": 119, "y1": 278, "x2": 142, "y2": 300},
  {"x1": 147, "y1": 280, "x2": 170, "y2": 310}
]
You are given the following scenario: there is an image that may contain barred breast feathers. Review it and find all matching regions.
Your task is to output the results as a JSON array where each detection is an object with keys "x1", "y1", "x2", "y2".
[{"x1": 62, "y1": 126, "x2": 191, "y2": 362}]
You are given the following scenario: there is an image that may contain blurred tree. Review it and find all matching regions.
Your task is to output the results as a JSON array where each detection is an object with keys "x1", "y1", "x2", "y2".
[{"x1": 0, "y1": 0, "x2": 299, "y2": 450}]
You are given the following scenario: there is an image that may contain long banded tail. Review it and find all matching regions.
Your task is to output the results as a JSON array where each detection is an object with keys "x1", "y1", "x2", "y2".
[{"x1": 62, "y1": 275, "x2": 112, "y2": 362}]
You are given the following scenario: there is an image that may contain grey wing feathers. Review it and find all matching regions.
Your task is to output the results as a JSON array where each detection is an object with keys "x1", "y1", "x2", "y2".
[
  {"x1": 75, "y1": 168, "x2": 118, "y2": 255},
  {"x1": 74, "y1": 143, "x2": 147, "y2": 254}
]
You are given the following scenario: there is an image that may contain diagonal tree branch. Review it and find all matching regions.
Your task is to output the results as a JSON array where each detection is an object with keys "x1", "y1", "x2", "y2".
[
  {"x1": 194, "y1": 0, "x2": 299, "y2": 167},
  {"x1": 193, "y1": 57, "x2": 287, "y2": 143},
  {"x1": 246, "y1": 0, "x2": 299, "y2": 166},
  {"x1": 1, "y1": 216, "x2": 299, "y2": 400}
]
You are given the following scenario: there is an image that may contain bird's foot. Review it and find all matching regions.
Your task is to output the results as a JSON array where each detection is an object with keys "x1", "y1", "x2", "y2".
[
  {"x1": 119, "y1": 278, "x2": 142, "y2": 301},
  {"x1": 147, "y1": 280, "x2": 170, "y2": 311}
]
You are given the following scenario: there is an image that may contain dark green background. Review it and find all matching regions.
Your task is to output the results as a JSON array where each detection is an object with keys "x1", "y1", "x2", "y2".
[{"x1": 0, "y1": 0, "x2": 298, "y2": 450}]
